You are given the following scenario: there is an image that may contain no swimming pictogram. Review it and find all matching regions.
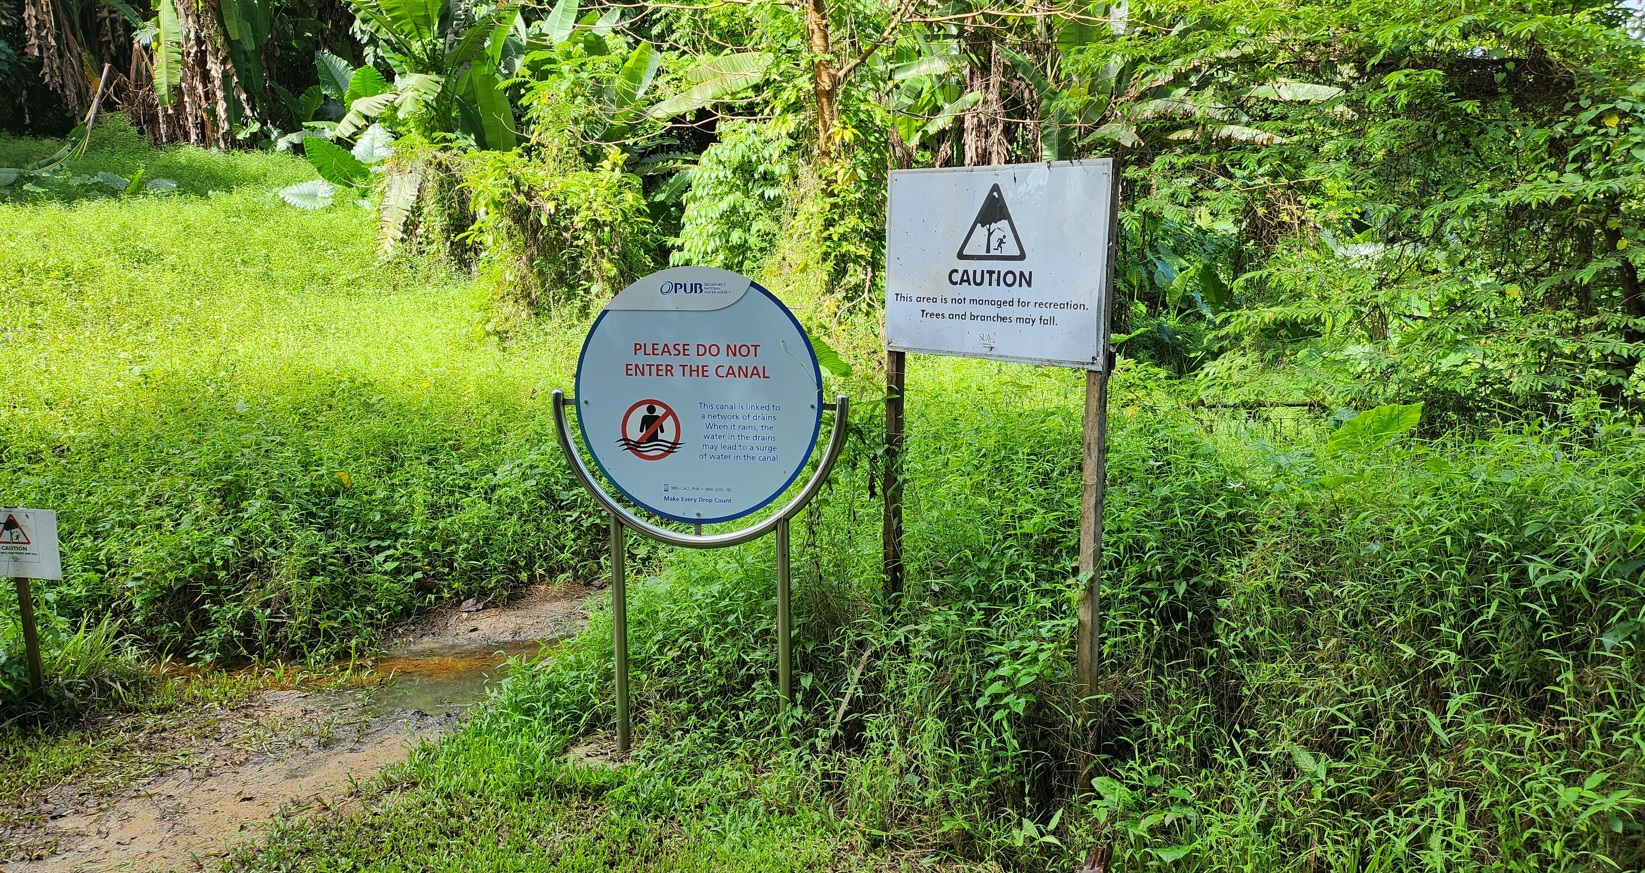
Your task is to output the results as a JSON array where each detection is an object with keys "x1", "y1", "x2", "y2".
[{"x1": 617, "y1": 399, "x2": 682, "y2": 460}]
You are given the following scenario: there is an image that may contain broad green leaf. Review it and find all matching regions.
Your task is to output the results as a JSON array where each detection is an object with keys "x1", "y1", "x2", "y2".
[
  {"x1": 154, "y1": 0, "x2": 183, "y2": 107},
  {"x1": 297, "y1": 84, "x2": 326, "y2": 122},
  {"x1": 122, "y1": 169, "x2": 146, "y2": 196},
  {"x1": 242, "y1": 0, "x2": 271, "y2": 44},
  {"x1": 890, "y1": 55, "x2": 955, "y2": 81},
  {"x1": 1290, "y1": 744, "x2": 1319, "y2": 775},
  {"x1": 316, "y1": 51, "x2": 355, "y2": 102},
  {"x1": 1198, "y1": 263, "x2": 1229, "y2": 309},
  {"x1": 220, "y1": 0, "x2": 244, "y2": 41},
  {"x1": 1250, "y1": 80, "x2": 1343, "y2": 102},
  {"x1": 810, "y1": 335, "x2": 852, "y2": 377},
  {"x1": 542, "y1": 0, "x2": 578, "y2": 45},
  {"x1": 916, "y1": 91, "x2": 981, "y2": 144},
  {"x1": 279, "y1": 179, "x2": 337, "y2": 209},
  {"x1": 485, "y1": 7, "x2": 519, "y2": 67},
  {"x1": 345, "y1": 65, "x2": 391, "y2": 105},
  {"x1": 650, "y1": 168, "x2": 692, "y2": 204},
  {"x1": 0, "y1": 168, "x2": 20, "y2": 187},
  {"x1": 592, "y1": 6, "x2": 620, "y2": 36},
  {"x1": 393, "y1": 73, "x2": 443, "y2": 113},
  {"x1": 1041, "y1": 104, "x2": 1072, "y2": 161},
  {"x1": 463, "y1": 67, "x2": 517, "y2": 151},
  {"x1": 612, "y1": 42, "x2": 660, "y2": 113},
  {"x1": 448, "y1": 5, "x2": 510, "y2": 67},
  {"x1": 1055, "y1": 15, "x2": 1103, "y2": 56},
  {"x1": 96, "y1": 171, "x2": 129, "y2": 191},
  {"x1": 375, "y1": 0, "x2": 440, "y2": 41},
  {"x1": 647, "y1": 53, "x2": 771, "y2": 119},
  {"x1": 1323, "y1": 402, "x2": 1424, "y2": 455},
  {"x1": 1092, "y1": 121, "x2": 1140, "y2": 147},
  {"x1": 145, "y1": 178, "x2": 179, "y2": 192},
  {"x1": 302, "y1": 138, "x2": 370, "y2": 186},
  {"x1": 351, "y1": 124, "x2": 396, "y2": 163},
  {"x1": 1153, "y1": 845, "x2": 1194, "y2": 862},
  {"x1": 337, "y1": 92, "x2": 397, "y2": 138}
]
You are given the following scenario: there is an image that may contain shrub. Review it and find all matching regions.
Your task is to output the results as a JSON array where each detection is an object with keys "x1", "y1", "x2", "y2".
[{"x1": 461, "y1": 144, "x2": 659, "y2": 321}]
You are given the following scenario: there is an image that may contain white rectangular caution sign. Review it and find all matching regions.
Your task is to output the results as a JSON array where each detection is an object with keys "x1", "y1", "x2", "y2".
[
  {"x1": 885, "y1": 161, "x2": 1118, "y2": 370},
  {"x1": 0, "y1": 508, "x2": 61, "y2": 580}
]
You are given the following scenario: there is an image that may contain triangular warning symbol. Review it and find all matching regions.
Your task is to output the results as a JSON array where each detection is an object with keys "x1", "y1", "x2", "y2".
[
  {"x1": 955, "y1": 183, "x2": 1026, "y2": 261},
  {"x1": 0, "y1": 513, "x2": 29, "y2": 546}
]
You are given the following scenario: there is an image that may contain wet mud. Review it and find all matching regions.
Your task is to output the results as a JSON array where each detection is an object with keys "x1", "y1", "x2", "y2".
[{"x1": 4, "y1": 584, "x2": 591, "y2": 872}]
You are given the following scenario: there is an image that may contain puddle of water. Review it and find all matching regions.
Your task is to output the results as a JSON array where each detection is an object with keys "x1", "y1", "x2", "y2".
[{"x1": 348, "y1": 639, "x2": 552, "y2": 716}]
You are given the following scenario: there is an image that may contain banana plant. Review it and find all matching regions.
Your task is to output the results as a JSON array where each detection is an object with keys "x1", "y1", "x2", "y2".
[
  {"x1": 337, "y1": 0, "x2": 520, "y2": 150},
  {"x1": 884, "y1": 40, "x2": 975, "y2": 154}
]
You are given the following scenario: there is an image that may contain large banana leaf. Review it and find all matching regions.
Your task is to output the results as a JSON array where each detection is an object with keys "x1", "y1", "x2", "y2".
[
  {"x1": 338, "y1": 91, "x2": 396, "y2": 137},
  {"x1": 462, "y1": 67, "x2": 516, "y2": 151},
  {"x1": 376, "y1": 0, "x2": 441, "y2": 42},
  {"x1": 447, "y1": 5, "x2": 511, "y2": 68},
  {"x1": 220, "y1": 0, "x2": 271, "y2": 85},
  {"x1": 890, "y1": 55, "x2": 955, "y2": 81},
  {"x1": 541, "y1": 0, "x2": 578, "y2": 45},
  {"x1": 154, "y1": 0, "x2": 182, "y2": 107},
  {"x1": 915, "y1": 90, "x2": 981, "y2": 145},
  {"x1": 609, "y1": 43, "x2": 659, "y2": 119},
  {"x1": 646, "y1": 52, "x2": 770, "y2": 119}
]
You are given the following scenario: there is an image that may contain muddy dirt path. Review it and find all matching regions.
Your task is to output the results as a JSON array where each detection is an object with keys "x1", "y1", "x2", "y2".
[{"x1": 6, "y1": 584, "x2": 592, "y2": 873}]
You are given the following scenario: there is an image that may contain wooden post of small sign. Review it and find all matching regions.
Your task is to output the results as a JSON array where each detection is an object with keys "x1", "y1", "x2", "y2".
[
  {"x1": 1077, "y1": 173, "x2": 1122, "y2": 706},
  {"x1": 2, "y1": 508, "x2": 62, "y2": 697},
  {"x1": 1075, "y1": 369, "x2": 1109, "y2": 703},
  {"x1": 882, "y1": 350, "x2": 906, "y2": 600},
  {"x1": 11, "y1": 577, "x2": 45, "y2": 694}
]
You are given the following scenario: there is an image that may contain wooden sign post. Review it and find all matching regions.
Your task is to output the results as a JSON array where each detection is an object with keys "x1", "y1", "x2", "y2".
[
  {"x1": 3, "y1": 508, "x2": 63, "y2": 697},
  {"x1": 882, "y1": 161, "x2": 1119, "y2": 703}
]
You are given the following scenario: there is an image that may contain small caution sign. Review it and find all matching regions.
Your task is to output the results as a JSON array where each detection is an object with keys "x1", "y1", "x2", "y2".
[
  {"x1": 0, "y1": 513, "x2": 30, "y2": 546},
  {"x1": 0, "y1": 508, "x2": 61, "y2": 580},
  {"x1": 955, "y1": 183, "x2": 1026, "y2": 261}
]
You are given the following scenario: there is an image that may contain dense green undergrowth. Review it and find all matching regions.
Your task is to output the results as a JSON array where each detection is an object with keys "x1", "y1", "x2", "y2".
[
  {"x1": 1, "y1": 120, "x2": 610, "y2": 684},
  {"x1": 6, "y1": 128, "x2": 1645, "y2": 871},
  {"x1": 230, "y1": 355, "x2": 1645, "y2": 872}
]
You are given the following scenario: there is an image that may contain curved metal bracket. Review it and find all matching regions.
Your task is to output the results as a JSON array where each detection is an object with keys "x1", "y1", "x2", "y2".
[{"x1": 552, "y1": 390, "x2": 849, "y2": 549}]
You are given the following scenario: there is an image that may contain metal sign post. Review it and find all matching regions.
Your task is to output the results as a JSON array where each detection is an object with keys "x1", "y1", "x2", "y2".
[
  {"x1": 3, "y1": 508, "x2": 63, "y2": 696},
  {"x1": 556, "y1": 267, "x2": 849, "y2": 754},
  {"x1": 883, "y1": 161, "x2": 1119, "y2": 703}
]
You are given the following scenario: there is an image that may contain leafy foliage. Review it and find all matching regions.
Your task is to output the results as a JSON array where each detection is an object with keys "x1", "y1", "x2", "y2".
[
  {"x1": 671, "y1": 121, "x2": 790, "y2": 275},
  {"x1": 1322, "y1": 402, "x2": 1424, "y2": 455},
  {"x1": 1, "y1": 134, "x2": 607, "y2": 662}
]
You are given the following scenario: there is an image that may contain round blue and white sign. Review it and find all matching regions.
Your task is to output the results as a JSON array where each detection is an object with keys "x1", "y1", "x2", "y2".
[{"x1": 575, "y1": 267, "x2": 824, "y2": 524}]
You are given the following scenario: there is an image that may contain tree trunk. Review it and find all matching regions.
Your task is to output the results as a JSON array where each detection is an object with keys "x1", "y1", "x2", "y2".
[
  {"x1": 806, "y1": 0, "x2": 838, "y2": 160},
  {"x1": 961, "y1": 35, "x2": 1008, "y2": 166},
  {"x1": 1602, "y1": 224, "x2": 1645, "y2": 345}
]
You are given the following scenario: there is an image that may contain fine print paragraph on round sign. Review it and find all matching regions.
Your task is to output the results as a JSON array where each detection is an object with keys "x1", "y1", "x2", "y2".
[{"x1": 574, "y1": 266, "x2": 824, "y2": 524}]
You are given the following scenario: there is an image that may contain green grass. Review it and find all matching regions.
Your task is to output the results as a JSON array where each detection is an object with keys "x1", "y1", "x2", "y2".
[
  {"x1": 2, "y1": 117, "x2": 610, "y2": 672},
  {"x1": 6, "y1": 126, "x2": 1645, "y2": 871}
]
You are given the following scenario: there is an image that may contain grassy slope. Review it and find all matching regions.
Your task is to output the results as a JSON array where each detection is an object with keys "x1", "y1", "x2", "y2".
[
  {"x1": 2, "y1": 120, "x2": 606, "y2": 670},
  {"x1": 6, "y1": 127, "x2": 1645, "y2": 872}
]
